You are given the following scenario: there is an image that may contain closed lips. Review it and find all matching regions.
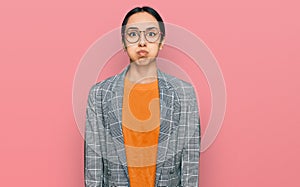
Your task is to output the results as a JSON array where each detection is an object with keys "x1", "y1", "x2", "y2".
[{"x1": 137, "y1": 50, "x2": 148, "y2": 54}]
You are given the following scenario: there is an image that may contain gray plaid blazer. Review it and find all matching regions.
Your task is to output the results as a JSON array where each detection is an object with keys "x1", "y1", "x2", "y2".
[{"x1": 84, "y1": 65, "x2": 201, "y2": 187}]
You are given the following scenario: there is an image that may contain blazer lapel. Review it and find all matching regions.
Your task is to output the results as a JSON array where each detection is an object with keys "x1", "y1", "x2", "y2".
[
  {"x1": 155, "y1": 69, "x2": 181, "y2": 186},
  {"x1": 107, "y1": 65, "x2": 130, "y2": 178}
]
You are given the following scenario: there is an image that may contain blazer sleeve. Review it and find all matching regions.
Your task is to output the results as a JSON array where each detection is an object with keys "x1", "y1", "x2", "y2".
[
  {"x1": 181, "y1": 87, "x2": 201, "y2": 187},
  {"x1": 84, "y1": 85, "x2": 104, "y2": 187}
]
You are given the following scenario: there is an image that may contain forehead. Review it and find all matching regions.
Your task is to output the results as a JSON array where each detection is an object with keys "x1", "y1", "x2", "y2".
[{"x1": 126, "y1": 12, "x2": 160, "y2": 30}]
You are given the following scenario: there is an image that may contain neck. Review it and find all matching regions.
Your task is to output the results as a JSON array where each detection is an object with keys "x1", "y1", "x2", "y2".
[{"x1": 126, "y1": 61, "x2": 158, "y2": 84}]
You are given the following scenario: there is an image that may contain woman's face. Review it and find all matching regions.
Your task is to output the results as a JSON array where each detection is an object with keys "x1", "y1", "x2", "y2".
[{"x1": 123, "y1": 12, "x2": 164, "y2": 66}]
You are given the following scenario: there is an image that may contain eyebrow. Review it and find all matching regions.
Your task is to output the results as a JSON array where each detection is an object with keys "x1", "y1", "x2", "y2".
[{"x1": 126, "y1": 26, "x2": 157, "y2": 30}]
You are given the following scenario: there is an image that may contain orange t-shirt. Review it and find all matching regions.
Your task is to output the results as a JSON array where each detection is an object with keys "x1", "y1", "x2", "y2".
[{"x1": 122, "y1": 76, "x2": 160, "y2": 187}]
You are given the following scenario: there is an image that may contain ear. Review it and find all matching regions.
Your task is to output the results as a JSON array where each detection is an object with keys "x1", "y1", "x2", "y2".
[
  {"x1": 121, "y1": 40, "x2": 127, "y2": 51},
  {"x1": 159, "y1": 38, "x2": 165, "y2": 50}
]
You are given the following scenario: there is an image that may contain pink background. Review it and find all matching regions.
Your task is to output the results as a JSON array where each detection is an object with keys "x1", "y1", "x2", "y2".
[{"x1": 1, "y1": 0, "x2": 299, "y2": 186}]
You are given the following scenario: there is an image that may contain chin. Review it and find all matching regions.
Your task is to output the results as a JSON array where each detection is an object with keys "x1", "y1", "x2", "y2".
[{"x1": 132, "y1": 57, "x2": 154, "y2": 66}]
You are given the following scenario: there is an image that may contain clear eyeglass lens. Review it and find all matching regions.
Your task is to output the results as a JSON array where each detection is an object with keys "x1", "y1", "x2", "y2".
[
  {"x1": 126, "y1": 30, "x2": 139, "y2": 43},
  {"x1": 145, "y1": 28, "x2": 159, "y2": 42}
]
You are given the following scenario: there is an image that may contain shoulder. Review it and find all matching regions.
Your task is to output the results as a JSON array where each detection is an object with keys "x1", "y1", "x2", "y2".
[
  {"x1": 87, "y1": 73, "x2": 120, "y2": 99},
  {"x1": 159, "y1": 70, "x2": 197, "y2": 100},
  {"x1": 92, "y1": 75, "x2": 118, "y2": 91},
  {"x1": 88, "y1": 66, "x2": 129, "y2": 95}
]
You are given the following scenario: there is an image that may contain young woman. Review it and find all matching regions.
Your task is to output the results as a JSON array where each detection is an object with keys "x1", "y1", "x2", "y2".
[{"x1": 84, "y1": 6, "x2": 201, "y2": 187}]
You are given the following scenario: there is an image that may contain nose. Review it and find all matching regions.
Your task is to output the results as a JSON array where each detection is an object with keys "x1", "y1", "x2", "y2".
[{"x1": 138, "y1": 32, "x2": 146, "y2": 47}]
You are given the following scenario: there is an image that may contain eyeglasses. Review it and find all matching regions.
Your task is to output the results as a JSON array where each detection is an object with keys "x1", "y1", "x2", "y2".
[{"x1": 123, "y1": 27, "x2": 163, "y2": 43}]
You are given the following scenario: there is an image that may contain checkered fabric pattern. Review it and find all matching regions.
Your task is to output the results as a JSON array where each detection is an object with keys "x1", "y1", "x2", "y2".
[{"x1": 84, "y1": 65, "x2": 201, "y2": 187}]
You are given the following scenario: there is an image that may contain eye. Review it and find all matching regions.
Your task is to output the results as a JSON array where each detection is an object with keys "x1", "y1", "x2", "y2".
[
  {"x1": 148, "y1": 32, "x2": 157, "y2": 37},
  {"x1": 128, "y1": 31, "x2": 138, "y2": 37},
  {"x1": 146, "y1": 28, "x2": 159, "y2": 38}
]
